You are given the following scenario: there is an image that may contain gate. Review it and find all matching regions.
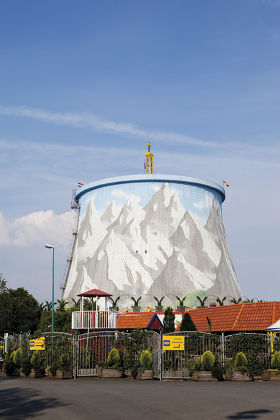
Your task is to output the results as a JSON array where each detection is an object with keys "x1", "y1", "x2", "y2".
[
  {"x1": 161, "y1": 331, "x2": 221, "y2": 379},
  {"x1": 224, "y1": 333, "x2": 280, "y2": 369},
  {"x1": 75, "y1": 331, "x2": 160, "y2": 378},
  {"x1": 41, "y1": 332, "x2": 74, "y2": 375}
]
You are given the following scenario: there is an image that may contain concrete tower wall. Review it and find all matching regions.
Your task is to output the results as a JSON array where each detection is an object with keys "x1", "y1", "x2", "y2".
[{"x1": 63, "y1": 175, "x2": 241, "y2": 308}]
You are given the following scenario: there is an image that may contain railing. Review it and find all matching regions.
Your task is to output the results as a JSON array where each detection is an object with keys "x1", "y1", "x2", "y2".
[{"x1": 72, "y1": 311, "x2": 117, "y2": 330}]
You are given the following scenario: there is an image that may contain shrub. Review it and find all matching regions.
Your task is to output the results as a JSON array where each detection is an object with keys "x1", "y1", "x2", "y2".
[
  {"x1": 50, "y1": 363, "x2": 58, "y2": 377},
  {"x1": 59, "y1": 353, "x2": 71, "y2": 370},
  {"x1": 106, "y1": 348, "x2": 121, "y2": 369},
  {"x1": 247, "y1": 353, "x2": 264, "y2": 379},
  {"x1": 139, "y1": 350, "x2": 153, "y2": 370},
  {"x1": 201, "y1": 351, "x2": 215, "y2": 371},
  {"x1": 3, "y1": 352, "x2": 14, "y2": 376},
  {"x1": 13, "y1": 348, "x2": 22, "y2": 368},
  {"x1": 21, "y1": 352, "x2": 31, "y2": 376},
  {"x1": 271, "y1": 351, "x2": 280, "y2": 370},
  {"x1": 234, "y1": 352, "x2": 248, "y2": 374},
  {"x1": 211, "y1": 359, "x2": 224, "y2": 381},
  {"x1": 31, "y1": 351, "x2": 41, "y2": 370}
]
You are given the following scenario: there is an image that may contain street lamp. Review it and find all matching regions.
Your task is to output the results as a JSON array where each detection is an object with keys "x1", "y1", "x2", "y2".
[{"x1": 45, "y1": 244, "x2": 55, "y2": 333}]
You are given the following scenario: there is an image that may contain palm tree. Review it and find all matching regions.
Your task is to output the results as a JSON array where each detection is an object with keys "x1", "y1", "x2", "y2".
[
  {"x1": 153, "y1": 296, "x2": 165, "y2": 306},
  {"x1": 216, "y1": 297, "x2": 227, "y2": 306},
  {"x1": 43, "y1": 301, "x2": 53, "y2": 311},
  {"x1": 71, "y1": 298, "x2": 81, "y2": 309},
  {"x1": 109, "y1": 296, "x2": 121, "y2": 308},
  {"x1": 196, "y1": 296, "x2": 207, "y2": 308},
  {"x1": 56, "y1": 299, "x2": 67, "y2": 312},
  {"x1": 131, "y1": 296, "x2": 142, "y2": 307},
  {"x1": 176, "y1": 296, "x2": 186, "y2": 307},
  {"x1": 230, "y1": 297, "x2": 242, "y2": 304}
]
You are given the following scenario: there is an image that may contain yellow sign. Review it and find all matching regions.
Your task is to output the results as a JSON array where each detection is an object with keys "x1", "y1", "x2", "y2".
[
  {"x1": 30, "y1": 337, "x2": 45, "y2": 351},
  {"x1": 162, "y1": 335, "x2": 184, "y2": 351}
]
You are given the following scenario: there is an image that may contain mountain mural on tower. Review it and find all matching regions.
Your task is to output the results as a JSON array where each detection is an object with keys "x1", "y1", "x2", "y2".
[{"x1": 63, "y1": 182, "x2": 241, "y2": 308}]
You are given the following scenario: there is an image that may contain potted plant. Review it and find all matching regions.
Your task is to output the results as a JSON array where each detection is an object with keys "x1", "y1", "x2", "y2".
[
  {"x1": 13, "y1": 348, "x2": 22, "y2": 376},
  {"x1": 138, "y1": 350, "x2": 153, "y2": 380},
  {"x1": 30, "y1": 351, "x2": 43, "y2": 378},
  {"x1": 268, "y1": 351, "x2": 280, "y2": 381},
  {"x1": 232, "y1": 352, "x2": 250, "y2": 381},
  {"x1": 99, "y1": 348, "x2": 122, "y2": 378},
  {"x1": 176, "y1": 296, "x2": 186, "y2": 312},
  {"x1": 131, "y1": 297, "x2": 141, "y2": 312},
  {"x1": 2, "y1": 352, "x2": 15, "y2": 376},
  {"x1": 153, "y1": 296, "x2": 165, "y2": 312},
  {"x1": 56, "y1": 353, "x2": 73, "y2": 379},
  {"x1": 109, "y1": 296, "x2": 121, "y2": 311},
  {"x1": 192, "y1": 350, "x2": 217, "y2": 381},
  {"x1": 20, "y1": 350, "x2": 31, "y2": 377}
]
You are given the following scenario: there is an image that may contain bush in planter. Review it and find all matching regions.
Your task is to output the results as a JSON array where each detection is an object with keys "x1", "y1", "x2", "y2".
[
  {"x1": 271, "y1": 351, "x2": 280, "y2": 370},
  {"x1": 234, "y1": 352, "x2": 248, "y2": 374},
  {"x1": 247, "y1": 353, "x2": 264, "y2": 380},
  {"x1": 50, "y1": 363, "x2": 58, "y2": 377},
  {"x1": 106, "y1": 348, "x2": 121, "y2": 369},
  {"x1": 31, "y1": 351, "x2": 42, "y2": 370},
  {"x1": 21, "y1": 352, "x2": 31, "y2": 376},
  {"x1": 201, "y1": 351, "x2": 215, "y2": 371},
  {"x1": 211, "y1": 359, "x2": 225, "y2": 381},
  {"x1": 59, "y1": 353, "x2": 71, "y2": 371},
  {"x1": 3, "y1": 352, "x2": 15, "y2": 376},
  {"x1": 13, "y1": 348, "x2": 22, "y2": 369},
  {"x1": 139, "y1": 350, "x2": 153, "y2": 370}
]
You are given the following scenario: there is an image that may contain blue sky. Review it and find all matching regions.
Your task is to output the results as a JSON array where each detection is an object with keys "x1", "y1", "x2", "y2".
[{"x1": 0, "y1": 0, "x2": 279, "y2": 303}]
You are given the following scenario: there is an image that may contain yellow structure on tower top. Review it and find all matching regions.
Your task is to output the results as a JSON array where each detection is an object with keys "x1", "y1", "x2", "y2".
[{"x1": 144, "y1": 141, "x2": 154, "y2": 174}]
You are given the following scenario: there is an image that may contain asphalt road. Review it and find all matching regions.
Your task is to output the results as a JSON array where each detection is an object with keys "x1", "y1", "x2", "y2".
[{"x1": 1, "y1": 376, "x2": 280, "y2": 420}]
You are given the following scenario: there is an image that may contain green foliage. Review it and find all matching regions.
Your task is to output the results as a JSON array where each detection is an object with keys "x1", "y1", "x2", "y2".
[
  {"x1": 131, "y1": 296, "x2": 142, "y2": 307},
  {"x1": 176, "y1": 296, "x2": 186, "y2": 307},
  {"x1": 0, "y1": 274, "x2": 7, "y2": 292},
  {"x1": 0, "y1": 287, "x2": 41, "y2": 335},
  {"x1": 271, "y1": 351, "x2": 280, "y2": 370},
  {"x1": 139, "y1": 350, "x2": 153, "y2": 370},
  {"x1": 225, "y1": 333, "x2": 267, "y2": 359},
  {"x1": 231, "y1": 297, "x2": 242, "y2": 304},
  {"x1": 211, "y1": 359, "x2": 224, "y2": 381},
  {"x1": 196, "y1": 296, "x2": 207, "y2": 307},
  {"x1": 31, "y1": 351, "x2": 41, "y2": 370},
  {"x1": 153, "y1": 296, "x2": 165, "y2": 306},
  {"x1": 3, "y1": 352, "x2": 14, "y2": 375},
  {"x1": 201, "y1": 350, "x2": 215, "y2": 371},
  {"x1": 50, "y1": 364, "x2": 58, "y2": 376},
  {"x1": 247, "y1": 353, "x2": 264, "y2": 378},
  {"x1": 21, "y1": 352, "x2": 31, "y2": 376},
  {"x1": 109, "y1": 296, "x2": 121, "y2": 307},
  {"x1": 36, "y1": 310, "x2": 72, "y2": 334},
  {"x1": 56, "y1": 299, "x2": 67, "y2": 312},
  {"x1": 234, "y1": 352, "x2": 248, "y2": 374},
  {"x1": 107, "y1": 348, "x2": 121, "y2": 369},
  {"x1": 59, "y1": 353, "x2": 71, "y2": 370},
  {"x1": 13, "y1": 348, "x2": 22, "y2": 368},
  {"x1": 163, "y1": 307, "x2": 175, "y2": 333},
  {"x1": 216, "y1": 297, "x2": 226, "y2": 306},
  {"x1": 180, "y1": 313, "x2": 196, "y2": 331}
]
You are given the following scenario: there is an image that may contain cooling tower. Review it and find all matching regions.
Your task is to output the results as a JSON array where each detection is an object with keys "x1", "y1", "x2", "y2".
[{"x1": 63, "y1": 174, "x2": 242, "y2": 308}]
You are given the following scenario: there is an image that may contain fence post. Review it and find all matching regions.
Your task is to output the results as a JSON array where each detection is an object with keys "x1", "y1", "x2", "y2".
[
  {"x1": 159, "y1": 331, "x2": 162, "y2": 382},
  {"x1": 221, "y1": 332, "x2": 225, "y2": 367}
]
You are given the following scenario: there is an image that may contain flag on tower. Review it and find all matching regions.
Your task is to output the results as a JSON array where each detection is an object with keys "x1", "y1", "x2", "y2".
[
  {"x1": 77, "y1": 182, "x2": 84, "y2": 188},
  {"x1": 223, "y1": 180, "x2": 229, "y2": 187}
]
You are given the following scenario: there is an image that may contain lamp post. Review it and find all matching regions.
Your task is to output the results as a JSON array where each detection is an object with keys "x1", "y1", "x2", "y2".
[{"x1": 45, "y1": 244, "x2": 55, "y2": 333}]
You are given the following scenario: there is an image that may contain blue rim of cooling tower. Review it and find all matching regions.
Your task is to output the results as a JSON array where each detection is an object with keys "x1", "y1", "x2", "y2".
[{"x1": 75, "y1": 174, "x2": 225, "y2": 202}]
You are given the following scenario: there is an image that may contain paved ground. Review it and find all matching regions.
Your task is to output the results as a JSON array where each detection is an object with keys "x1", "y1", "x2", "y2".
[{"x1": 1, "y1": 376, "x2": 280, "y2": 420}]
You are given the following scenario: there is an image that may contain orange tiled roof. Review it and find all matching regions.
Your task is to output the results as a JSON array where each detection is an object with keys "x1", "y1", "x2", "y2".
[
  {"x1": 175, "y1": 301, "x2": 280, "y2": 332},
  {"x1": 117, "y1": 313, "x2": 161, "y2": 329}
]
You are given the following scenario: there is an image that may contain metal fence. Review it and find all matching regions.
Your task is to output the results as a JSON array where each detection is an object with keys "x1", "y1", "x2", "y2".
[{"x1": 1, "y1": 331, "x2": 279, "y2": 379}]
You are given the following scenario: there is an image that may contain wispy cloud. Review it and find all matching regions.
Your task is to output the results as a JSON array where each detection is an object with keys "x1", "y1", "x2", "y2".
[{"x1": 0, "y1": 104, "x2": 254, "y2": 151}]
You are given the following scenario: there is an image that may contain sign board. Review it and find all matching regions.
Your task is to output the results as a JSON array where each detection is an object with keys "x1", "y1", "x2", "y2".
[
  {"x1": 30, "y1": 337, "x2": 45, "y2": 351},
  {"x1": 162, "y1": 335, "x2": 184, "y2": 351}
]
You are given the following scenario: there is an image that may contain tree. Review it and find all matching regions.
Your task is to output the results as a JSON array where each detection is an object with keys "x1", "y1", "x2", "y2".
[
  {"x1": 196, "y1": 296, "x2": 207, "y2": 307},
  {"x1": 231, "y1": 297, "x2": 242, "y2": 304},
  {"x1": 216, "y1": 297, "x2": 227, "y2": 306},
  {"x1": 163, "y1": 307, "x2": 175, "y2": 333},
  {"x1": 0, "y1": 274, "x2": 7, "y2": 292},
  {"x1": 56, "y1": 299, "x2": 67, "y2": 312},
  {"x1": 180, "y1": 312, "x2": 196, "y2": 331},
  {"x1": 0, "y1": 287, "x2": 41, "y2": 335}
]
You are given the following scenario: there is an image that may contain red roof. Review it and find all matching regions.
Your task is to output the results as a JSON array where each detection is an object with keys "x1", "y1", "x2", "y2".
[
  {"x1": 175, "y1": 301, "x2": 280, "y2": 332},
  {"x1": 77, "y1": 288, "x2": 112, "y2": 297},
  {"x1": 117, "y1": 313, "x2": 163, "y2": 330}
]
